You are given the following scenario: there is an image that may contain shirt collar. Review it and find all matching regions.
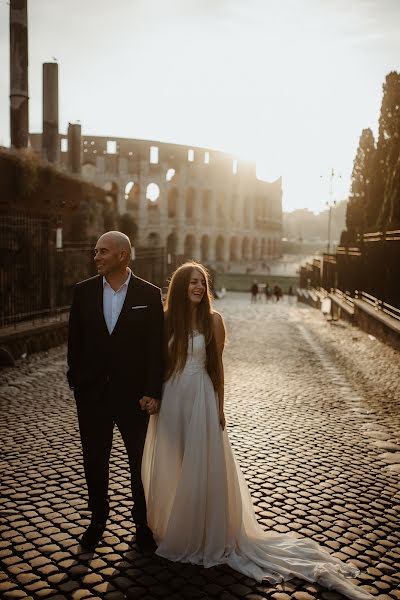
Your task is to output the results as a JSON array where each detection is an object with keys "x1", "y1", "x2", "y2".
[{"x1": 103, "y1": 268, "x2": 132, "y2": 292}]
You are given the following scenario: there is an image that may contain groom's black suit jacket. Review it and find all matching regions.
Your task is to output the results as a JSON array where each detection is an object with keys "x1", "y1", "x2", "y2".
[{"x1": 67, "y1": 273, "x2": 164, "y2": 405}]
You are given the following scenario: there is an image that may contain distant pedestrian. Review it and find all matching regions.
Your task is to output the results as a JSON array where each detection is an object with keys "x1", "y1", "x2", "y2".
[
  {"x1": 273, "y1": 284, "x2": 282, "y2": 302},
  {"x1": 250, "y1": 281, "x2": 258, "y2": 303}
]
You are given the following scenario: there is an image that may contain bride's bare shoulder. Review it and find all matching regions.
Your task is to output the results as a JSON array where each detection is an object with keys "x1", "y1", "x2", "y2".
[{"x1": 211, "y1": 311, "x2": 225, "y2": 328}]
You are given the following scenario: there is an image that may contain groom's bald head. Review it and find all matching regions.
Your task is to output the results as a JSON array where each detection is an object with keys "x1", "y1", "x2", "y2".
[
  {"x1": 98, "y1": 231, "x2": 131, "y2": 265},
  {"x1": 94, "y1": 231, "x2": 132, "y2": 277}
]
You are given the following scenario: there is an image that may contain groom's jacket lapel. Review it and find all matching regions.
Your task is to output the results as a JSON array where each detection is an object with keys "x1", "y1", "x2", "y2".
[
  {"x1": 95, "y1": 273, "x2": 143, "y2": 338},
  {"x1": 96, "y1": 275, "x2": 109, "y2": 337},
  {"x1": 109, "y1": 274, "x2": 139, "y2": 338}
]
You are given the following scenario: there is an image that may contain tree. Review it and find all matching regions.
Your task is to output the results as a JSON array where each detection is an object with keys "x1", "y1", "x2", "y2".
[
  {"x1": 346, "y1": 128, "x2": 376, "y2": 240},
  {"x1": 377, "y1": 71, "x2": 400, "y2": 229}
]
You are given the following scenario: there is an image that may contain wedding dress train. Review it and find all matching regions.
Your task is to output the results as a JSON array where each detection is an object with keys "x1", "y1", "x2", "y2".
[{"x1": 142, "y1": 332, "x2": 373, "y2": 600}]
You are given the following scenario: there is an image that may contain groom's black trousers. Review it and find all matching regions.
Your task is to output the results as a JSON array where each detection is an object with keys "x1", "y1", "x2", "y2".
[{"x1": 75, "y1": 383, "x2": 148, "y2": 526}]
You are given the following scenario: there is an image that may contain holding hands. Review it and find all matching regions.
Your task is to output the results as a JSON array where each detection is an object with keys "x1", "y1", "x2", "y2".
[{"x1": 140, "y1": 396, "x2": 160, "y2": 415}]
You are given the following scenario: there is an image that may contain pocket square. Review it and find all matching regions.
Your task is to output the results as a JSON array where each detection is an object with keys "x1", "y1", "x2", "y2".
[{"x1": 131, "y1": 305, "x2": 148, "y2": 310}]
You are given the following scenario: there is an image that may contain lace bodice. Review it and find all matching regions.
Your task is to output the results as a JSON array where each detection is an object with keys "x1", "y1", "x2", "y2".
[{"x1": 182, "y1": 331, "x2": 206, "y2": 375}]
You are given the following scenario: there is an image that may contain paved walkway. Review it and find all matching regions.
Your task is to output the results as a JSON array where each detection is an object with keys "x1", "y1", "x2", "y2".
[{"x1": 1, "y1": 294, "x2": 399, "y2": 600}]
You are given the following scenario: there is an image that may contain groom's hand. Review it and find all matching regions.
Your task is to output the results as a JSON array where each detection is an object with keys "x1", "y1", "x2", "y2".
[{"x1": 140, "y1": 396, "x2": 160, "y2": 415}]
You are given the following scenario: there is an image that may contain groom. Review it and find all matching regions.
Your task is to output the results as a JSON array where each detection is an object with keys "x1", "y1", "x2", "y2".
[{"x1": 67, "y1": 231, "x2": 163, "y2": 550}]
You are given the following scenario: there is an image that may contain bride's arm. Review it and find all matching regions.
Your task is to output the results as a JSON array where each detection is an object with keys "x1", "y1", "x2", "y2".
[{"x1": 212, "y1": 311, "x2": 226, "y2": 430}]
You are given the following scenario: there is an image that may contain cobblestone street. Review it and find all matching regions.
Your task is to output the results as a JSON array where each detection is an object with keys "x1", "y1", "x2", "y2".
[{"x1": 1, "y1": 293, "x2": 399, "y2": 600}]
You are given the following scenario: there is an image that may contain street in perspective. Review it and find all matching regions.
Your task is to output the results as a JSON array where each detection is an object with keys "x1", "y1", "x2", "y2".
[{"x1": 1, "y1": 295, "x2": 399, "y2": 599}]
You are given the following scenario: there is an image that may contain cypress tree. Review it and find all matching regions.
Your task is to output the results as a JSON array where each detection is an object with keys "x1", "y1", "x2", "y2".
[{"x1": 377, "y1": 71, "x2": 400, "y2": 229}]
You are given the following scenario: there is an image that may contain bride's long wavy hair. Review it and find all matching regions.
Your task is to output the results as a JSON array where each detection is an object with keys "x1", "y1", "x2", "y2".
[{"x1": 164, "y1": 262, "x2": 221, "y2": 390}]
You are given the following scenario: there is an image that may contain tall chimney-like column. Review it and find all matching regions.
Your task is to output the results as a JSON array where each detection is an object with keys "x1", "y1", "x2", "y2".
[
  {"x1": 10, "y1": 0, "x2": 29, "y2": 148},
  {"x1": 43, "y1": 63, "x2": 59, "y2": 163},
  {"x1": 67, "y1": 122, "x2": 82, "y2": 174}
]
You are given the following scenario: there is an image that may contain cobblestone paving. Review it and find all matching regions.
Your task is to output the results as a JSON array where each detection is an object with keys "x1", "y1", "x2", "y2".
[{"x1": 1, "y1": 293, "x2": 399, "y2": 600}]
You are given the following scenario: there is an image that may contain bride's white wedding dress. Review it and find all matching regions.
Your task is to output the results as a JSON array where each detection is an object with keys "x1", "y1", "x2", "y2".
[{"x1": 142, "y1": 332, "x2": 373, "y2": 600}]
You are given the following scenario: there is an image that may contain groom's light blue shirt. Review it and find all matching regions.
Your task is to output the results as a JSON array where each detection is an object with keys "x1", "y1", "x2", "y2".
[{"x1": 103, "y1": 269, "x2": 132, "y2": 334}]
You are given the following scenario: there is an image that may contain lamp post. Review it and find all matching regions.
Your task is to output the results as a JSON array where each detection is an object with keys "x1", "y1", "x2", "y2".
[
  {"x1": 320, "y1": 168, "x2": 341, "y2": 254},
  {"x1": 326, "y1": 200, "x2": 336, "y2": 254}
]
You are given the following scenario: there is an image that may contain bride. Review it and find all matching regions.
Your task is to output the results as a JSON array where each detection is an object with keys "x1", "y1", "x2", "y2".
[{"x1": 141, "y1": 262, "x2": 373, "y2": 600}]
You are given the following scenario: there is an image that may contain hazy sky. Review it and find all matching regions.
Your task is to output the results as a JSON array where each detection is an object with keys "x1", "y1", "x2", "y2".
[{"x1": 1, "y1": 0, "x2": 399, "y2": 212}]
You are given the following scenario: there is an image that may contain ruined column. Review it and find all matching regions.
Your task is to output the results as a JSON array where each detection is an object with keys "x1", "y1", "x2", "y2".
[
  {"x1": 193, "y1": 236, "x2": 201, "y2": 262},
  {"x1": 42, "y1": 63, "x2": 59, "y2": 163},
  {"x1": 67, "y1": 122, "x2": 82, "y2": 174},
  {"x1": 10, "y1": 0, "x2": 29, "y2": 148}
]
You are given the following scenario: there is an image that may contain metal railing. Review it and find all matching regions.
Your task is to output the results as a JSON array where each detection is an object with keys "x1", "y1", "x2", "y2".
[
  {"x1": 356, "y1": 291, "x2": 400, "y2": 322},
  {"x1": 332, "y1": 288, "x2": 355, "y2": 308},
  {"x1": 0, "y1": 306, "x2": 70, "y2": 332}
]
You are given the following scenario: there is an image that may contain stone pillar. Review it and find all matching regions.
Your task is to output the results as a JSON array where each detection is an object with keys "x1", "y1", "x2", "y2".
[
  {"x1": 136, "y1": 188, "x2": 148, "y2": 245},
  {"x1": 249, "y1": 196, "x2": 255, "y2": 232},
  {"x1": 42, "y1": 62, "x2": 59, "y2": 163},
  {"x1": 118, "y1": 157, "x2": 127, "y2": 176},
  {"x1": 177, "y1": 186, "x2": 185, "y2": 226},
  {"x1": 208, "y1": 235, "x2": 216, "y2": 262},
  {"x1": 176, "y1": 233, "x2": 184, "y2": 256},
  {"x1": 158, "y1": 173, "x2": 168, "y2": 229},
  {"x1": 117, "y1": 187, "x2": 126, "y2": 214},
  {"x1": 10, "y1": 0, "x2": 29, "y2": 149},
  {"x1": 193, "y1": 236, "x2": 201, "y2": 262},
  {"x1": 210, "y1": 190, "x2": 218, "y2": 233},
  {"x1": 223, "y1": 238, "x2": 230, "y2": 264},
  {"x1": 193, "y1": 192, "x2": 201, "y2": 227},
  {"x1": 67, "y1": 122, "x2": 82, "y2": 174}
]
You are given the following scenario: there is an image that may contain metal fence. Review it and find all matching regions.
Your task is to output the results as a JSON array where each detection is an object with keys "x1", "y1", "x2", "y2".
[
  {"x1": 300, "y1": 229, "x2": 400, "y2": 310},
  {"x1": 0, "y1": 211, "x2": 55, "y2": 328},
  {"x1": 0, "y1": 211, "x2": 171, "y2": 329},
  {"x1": 132, "y1": 247, "x2": 168, "y2": 291}
]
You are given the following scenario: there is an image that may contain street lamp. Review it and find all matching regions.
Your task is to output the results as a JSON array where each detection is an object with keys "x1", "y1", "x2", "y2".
[
  {"x1": 320, "y1": 168, "x2": 341, "y2": 254},
  {"x1": 326, "y1": 199, "x2": 336, "y2": 254}
]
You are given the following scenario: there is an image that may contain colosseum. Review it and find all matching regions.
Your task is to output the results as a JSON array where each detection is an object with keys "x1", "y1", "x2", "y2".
[{"x1": 30, "y1": 132, "x2": 283, "y2": 271}]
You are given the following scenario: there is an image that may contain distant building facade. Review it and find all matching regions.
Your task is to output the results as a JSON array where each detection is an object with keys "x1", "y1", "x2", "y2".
[{"x1": 30, "y1": 133, "x2": 283, "y2": 269}]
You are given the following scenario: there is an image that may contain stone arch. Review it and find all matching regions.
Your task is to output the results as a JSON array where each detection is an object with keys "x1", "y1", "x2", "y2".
[
  {"x1": 231, "y1": 194, "x2": 238, "y2": 224},
  {"x1": 146, "y1": 182, "x2": 160, "y2": 204},
  {"x1": 184, "y1": 234, "x2": 196, "y2": 259},
  {"x1": 230, "y1": 236, "x2": 239, "y2": 261},
  {"x1": 216, "y1": 235, "x2": 225, "y2": 261},
  {"x1": 126, "y1": 181, "x2": 140, "y2": 210},
  {"x1": 252, "y1": 238, "x2": 260, "y2": 260},
  {"x1": 216, "y1": 191, "x2": 225, "y2": 224},
  {"x1": 261, "y1": 238, "x2": 267, "y2": 258},
  {"x1": 103, "y1": 180, "x2": 118, "y2": 208},
  {"x1": 185, "y1": 188, "x2": 195, "y2": 220},
  {"x1": 166, "y1": 168, "x2": 175, "y2": 182},
  {"x1": 202, "y1": 190, "x2": 212, "y2": 225},
  {"x1": 146, "y1": 183, "x2": 160, "y2": 224},
  {"x1": 243, "y1": 195, "x2": 250, "y2": 227},
  {"x1": 167, "y1": 232, "x2": 177, "y2": 256},
  {"x1": 168, "y1": 188, "x2": 178, "y2": 218},
  {"x1": 201, "y1": 235, "x2": 210, "y2": 262},
  {"x1": 147, "y1": 232, "x2": 161, "y2": 247},
  {"x1": 242, "y1": 236, "x2": 250, "y2": 260}
]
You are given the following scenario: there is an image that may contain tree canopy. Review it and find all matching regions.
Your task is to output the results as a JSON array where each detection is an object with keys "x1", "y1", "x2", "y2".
[{"x1": 344, "y1": 71, "x2": 400, "y2": 242}]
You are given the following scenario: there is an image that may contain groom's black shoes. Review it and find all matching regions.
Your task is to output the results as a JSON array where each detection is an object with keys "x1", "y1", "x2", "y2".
[
  {"x1": 80, "y1": 516, "x2": 108, "y2": 550},
  {"x1": 136, "y1": 524, "x2": 156, "y2": 551}
]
